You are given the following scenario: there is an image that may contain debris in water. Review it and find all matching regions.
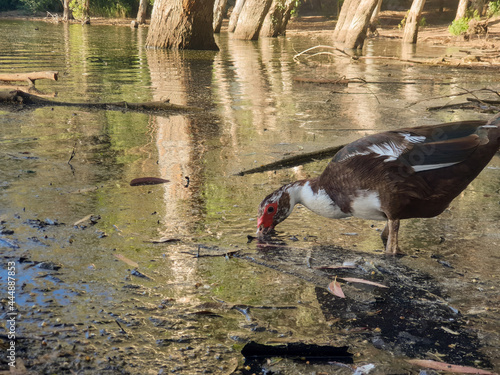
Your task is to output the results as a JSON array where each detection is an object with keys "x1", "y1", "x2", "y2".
[
  {"x1": 241, "y1": 341, "x2": 352, "y2": 362},
  {"x1": 340, "y1": 277, "x2": 388, "y2": 289},
  {"x1": 36, "y1": 261, "x2": 62, "y2": 270},
  {"x1": 146, "y1": 238, "x2": 181, "y2": 244},
  {"x1": 407, "y1": 359, "x2": 495, "y2": 374},
  {"x1": 353, "y1": 363, "x2": 375, "y2": 374},
  {"x1": 130, "y1": 268, "x2": 154, "y2": 280},
  {"x1": 113, "y1": 253, "x2": 139, "y2": 268},
  {"x1": 73, "y1": 214, "x2": 101, "y2": 227},
  {"x1": 327, "y1": 277, "x2": 345, "y2": 298},
  {"x1": 129, "y1": 177, "x2": 169, "y2": 186}
]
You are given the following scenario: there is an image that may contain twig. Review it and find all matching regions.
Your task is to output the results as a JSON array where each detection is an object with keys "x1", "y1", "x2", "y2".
[
  {"x1": 407, "y1": 87, "x2": 499, "y2": 108},
  {"x1": 293, "y1": 45, "x2": 350, "y2": 62},
  {"x1": 115, "y1": 319, "x2": 127, "y2": 334}
]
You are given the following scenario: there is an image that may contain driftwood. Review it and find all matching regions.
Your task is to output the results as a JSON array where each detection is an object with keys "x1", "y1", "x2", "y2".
[
  {"x1": 235, "y1": 144, "x2": 344, "y2": 176},
  {"x1": 0, "y1": 90, "x2": 202, "y2": 113},
  {"x1": 0, "y1": 71, "x2": 58, "y2": 86}
]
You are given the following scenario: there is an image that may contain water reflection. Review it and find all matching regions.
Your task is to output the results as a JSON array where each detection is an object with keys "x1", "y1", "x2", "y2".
[{"x1": 0, "y1": 20, "x2": 499, "y2": 373}]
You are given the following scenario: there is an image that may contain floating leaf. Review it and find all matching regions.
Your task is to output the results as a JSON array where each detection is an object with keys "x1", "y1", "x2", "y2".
[
  {"x1": 407, "y1": 359, "x2": 495, "y2": 374},
  {"x1": 113, "y1": 253, "x2": 139, "y2": 268},
  {"x1": 327, "y1": 278, "x2": 345, "y2": 298},
  {"x1": 130, "y1": 177, "x2": 170, "y2": 186},
  {"x1": 340, "y1": 277, "x2": 388, "y2": 289}
]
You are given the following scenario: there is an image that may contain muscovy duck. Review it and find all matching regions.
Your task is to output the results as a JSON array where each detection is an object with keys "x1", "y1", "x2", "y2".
[{"x1": 257, "y1": 114, "x2": 500, "y2": 253}]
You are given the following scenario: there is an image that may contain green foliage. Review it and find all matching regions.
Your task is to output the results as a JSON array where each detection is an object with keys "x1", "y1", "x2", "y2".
[
  {"x1": 18, "y1": 0, "x2": 61, "y2": 13},
  {"x1": 11, "y1": 0, "x2": 136, "y2": 17},
  {"x1": 69, "y1": 0, "x2": 86, "y2": 20},
  {"x1": 448, "y1": 17, "x2": 469, "y2": 35},
  {"x1": 289, "y1": 0, "x2": 301, "y2": 17},
  {"x1": 487, "y1": 1, "x2": 500, "y2": 17},
  {"x1": 448, "y1": 10, "x2": 480, "y2": 36},
  {"x1": 0, "y1": 0, "x2": 19, "y2": 11},
  {"x1": 92, "y1": 0, "x2": 132, "y2": 17},
  {"x1": 398, "y1": 11, "x2": 427, "y2": 29}
]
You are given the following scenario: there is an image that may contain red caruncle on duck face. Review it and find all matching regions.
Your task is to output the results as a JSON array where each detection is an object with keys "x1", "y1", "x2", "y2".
[
  {"x1": 257, "y1": 188, "x2": 292, "y2": 235},
  {"x1": 257, "y1": 201, "x2": 278, "y2": 234}
]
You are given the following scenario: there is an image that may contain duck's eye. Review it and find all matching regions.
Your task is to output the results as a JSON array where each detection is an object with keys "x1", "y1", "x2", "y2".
[{"x1": 267, "y1": 206, "x2": 274, "y2": 213}]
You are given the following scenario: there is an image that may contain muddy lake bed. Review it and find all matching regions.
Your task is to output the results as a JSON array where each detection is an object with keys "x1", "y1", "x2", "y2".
[{"x1": 0, "y1": 19, "x2": 499, "y2": 374}]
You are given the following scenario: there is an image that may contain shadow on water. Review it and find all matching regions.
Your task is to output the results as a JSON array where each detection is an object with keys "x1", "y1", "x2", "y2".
[{"x1": 0, "y1": 20, "x2": 499, "y2": 374}]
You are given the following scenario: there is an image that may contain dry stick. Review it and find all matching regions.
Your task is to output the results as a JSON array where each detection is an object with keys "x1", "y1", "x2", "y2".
[
  {"x1": 0, "y1": 71, "x2": 58, "y2": 86},
  {"x1": 235, "y1": 144, "x2": 344, "y2": 176},
  {"x1": 467, "y1": 97, "x2": 500, "y2": 105},
  {"x1": 407, "y1": 87, "x2": 500, "y2": 108},
  {"x1": 292, "y1": 45, "x2": 350, "y2": 62},
  {"x1": 0, "y1": 90, "x2": 201, "y2": 113}
]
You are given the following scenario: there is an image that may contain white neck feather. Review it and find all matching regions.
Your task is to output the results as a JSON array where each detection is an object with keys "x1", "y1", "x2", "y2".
[{"x1": 287, "y1": 180, "x2": 350, "y2": 219}]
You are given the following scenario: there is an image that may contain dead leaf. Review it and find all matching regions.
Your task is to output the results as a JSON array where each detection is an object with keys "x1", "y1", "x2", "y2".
[
  {"x1": 327, "y1": 277, "x2": 345, "y2": 298},
  {"x1": 130, "y1": 177, "x2": 169, "y2": 186},
  {"x1": 113, "y1": 253, "x2": 139, "y2": 268},
  {"x1": 407, "y1": 359, "x2": 495, "y2": 374},
  {"x1": 340, "y1": 277, "x2": 388, "y2": 289}
]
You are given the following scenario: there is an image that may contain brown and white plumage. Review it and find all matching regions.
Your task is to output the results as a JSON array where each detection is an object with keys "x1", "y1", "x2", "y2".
[{"x1": 257, "y1": 114, "x2": 500, "y2": 254}]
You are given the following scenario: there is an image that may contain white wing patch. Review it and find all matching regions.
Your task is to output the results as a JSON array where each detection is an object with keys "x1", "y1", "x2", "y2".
[
  {"x1": 400, "y1": 132, "x2": 426, "y2": 144},
  {"x1": 338, "y1": 132, "x2": 427, "y2": 163},
  {"x1": 336, "y1": 150, "x2": 370, "y2": 162},
  {"x1": 412, "y1": 162, "x2": 459, "y2": 172},
  {"x1": 367, "y1": 141, "x2": 405, "y2": 162}
]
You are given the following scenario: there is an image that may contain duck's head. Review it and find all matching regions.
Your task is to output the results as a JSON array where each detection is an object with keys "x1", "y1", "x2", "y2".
[{"x1": 257, "y1": 185, "x2": 294, "y2": 236}]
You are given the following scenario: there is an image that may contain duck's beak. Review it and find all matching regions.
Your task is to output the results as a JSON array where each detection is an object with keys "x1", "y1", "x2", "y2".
[{"x1": 257, "y1": 221, "x2": 274, "y2": 236}]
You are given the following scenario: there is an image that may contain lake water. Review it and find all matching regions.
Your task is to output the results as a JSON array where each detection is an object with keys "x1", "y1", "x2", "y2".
[{"x1": 0, "y1": 19, "x2": 499, "y2": 374}]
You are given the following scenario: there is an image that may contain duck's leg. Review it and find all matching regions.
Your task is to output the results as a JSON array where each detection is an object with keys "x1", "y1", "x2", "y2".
[
  {"x1": 381, "y1": 223, "x2": 389, "y2": 247},
  {"x1": 385, "y1": 219, "x2": 400, "y2": 254}
]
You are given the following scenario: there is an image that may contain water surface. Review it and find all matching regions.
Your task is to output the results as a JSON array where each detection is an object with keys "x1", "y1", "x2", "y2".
[{"x1": 0, "y1": 19, "x2": 499, "y2": 374}]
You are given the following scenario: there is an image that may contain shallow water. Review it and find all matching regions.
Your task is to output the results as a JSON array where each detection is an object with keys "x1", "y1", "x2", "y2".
[{"x1": 0, "y1": 20, "x2": 499, "y2": 374}]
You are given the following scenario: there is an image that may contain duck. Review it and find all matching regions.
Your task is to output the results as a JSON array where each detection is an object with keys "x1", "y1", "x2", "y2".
[{"x1": 257, "y1": 114, "x2": 500, "y2": 254}]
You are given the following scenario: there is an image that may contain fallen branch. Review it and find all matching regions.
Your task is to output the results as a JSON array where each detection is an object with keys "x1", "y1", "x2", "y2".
[
  {"x1": 467, "y1": 97, "x2": 500, "y2": 105},
  {"x1": 408, "y1": 87, "x2": 500, "y2": 108},
  {"x1": 0, "y1": 90, "x2": 202, "y2": 113},
  {"x1": 293, "y1": 77, "x2": 350, "y2": 85},
  {"x1": 0, "y1": 71, "x2": 58, "y2": 86},
  {"x1": 235, "y1": 144, "x2": 344, "y2": 176}
]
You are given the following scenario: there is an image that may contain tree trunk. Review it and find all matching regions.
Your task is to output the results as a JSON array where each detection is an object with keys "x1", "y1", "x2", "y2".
[
  {"x1": 260, "y1": 0, "x2": 297, "y2": 37},
  {"x1": 136, "y1": 0, "x2": 148, "y2": 24},
  {"x1": 228, "y1": 0, "x2": 246, "y2": 32},
  {"x1": 342, "y1": 0, "x2": 379, "y2": 49},
  {"x1": 62, "y1": 0, "x2": 71, "y2": 21},
  {"x1": 233, "y1": 0, "x2": 273, "y2": 40},
  {"x1": 213, "y1": 0, "x2": 228, "y2": 33},
  {"x1": 370, "y1": 0, "x2": 382, "y2": 23},
  {"x1": 402, "y1": 0, "x2": 426, "y2": 44},
  {"x1": 333, "y1": 0, "x2": 358, "y2": 42},
  {"x1": 83, "y1": 0, "x2": 90, "y2": 23},
  {"x1": 455, "y1": 0, "x2": 469, "y2": 19},
  {"x1": 146, "y1": 0, "x2": 218, "y2": 50}
]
